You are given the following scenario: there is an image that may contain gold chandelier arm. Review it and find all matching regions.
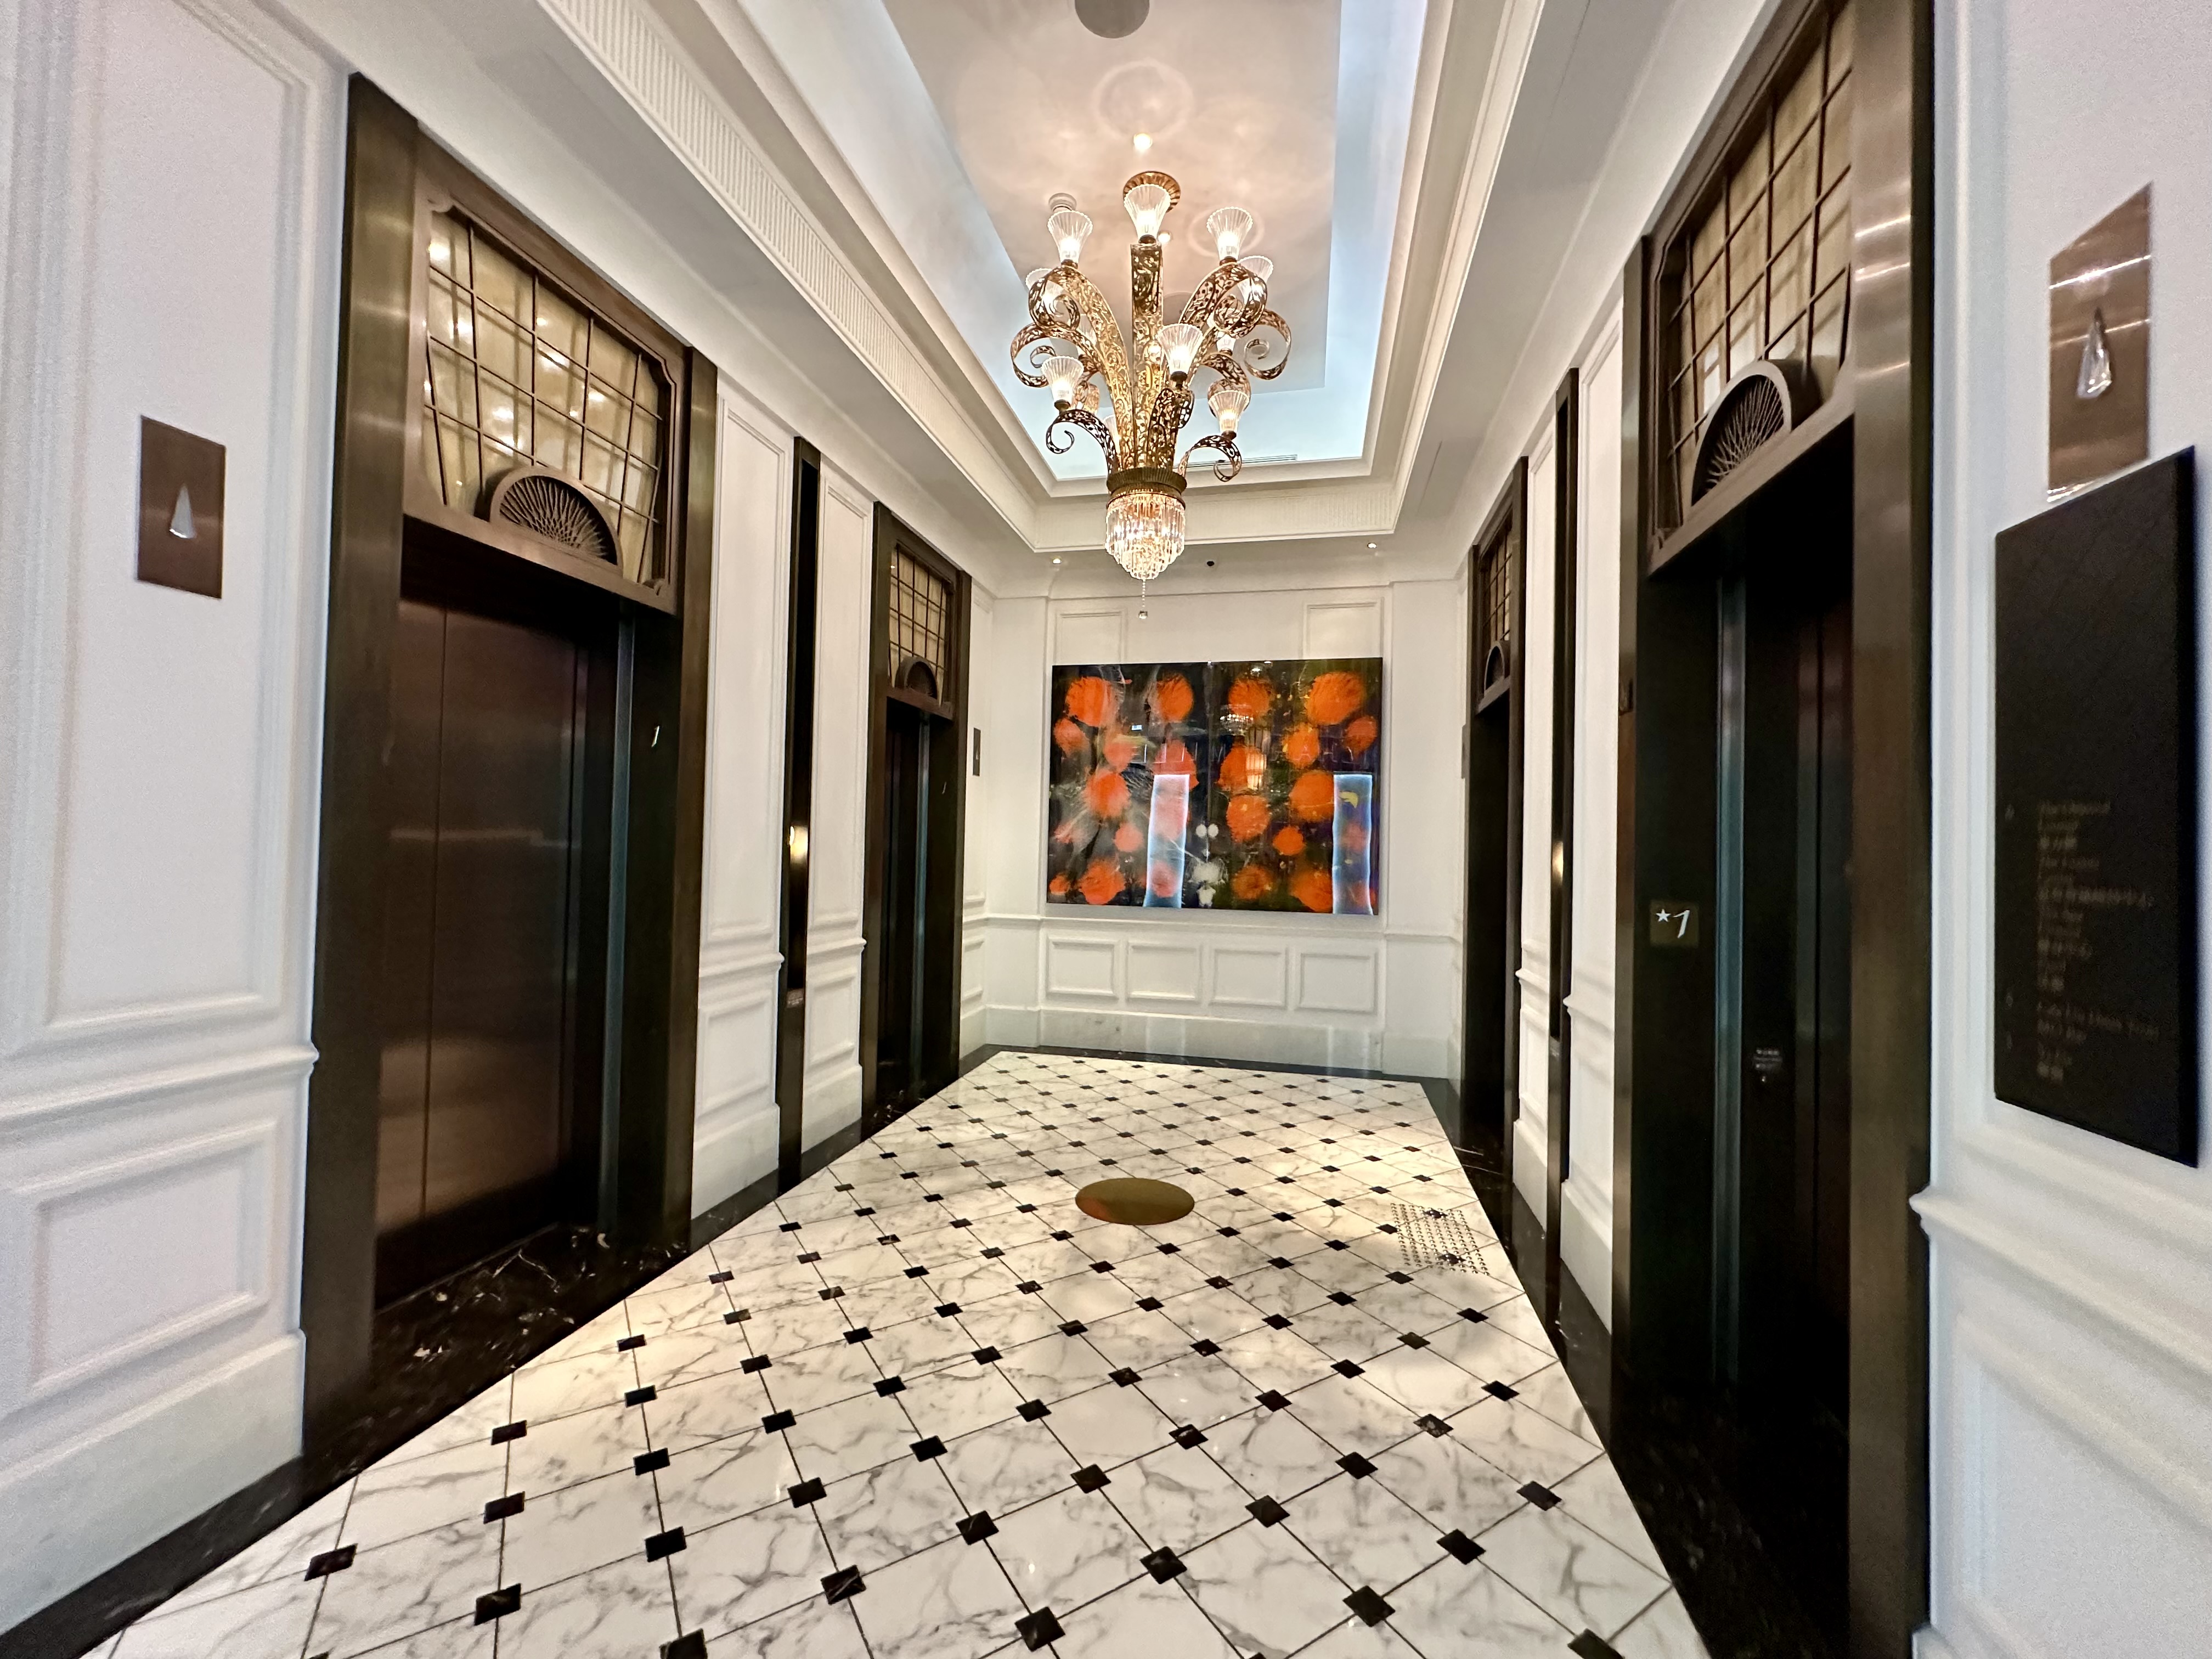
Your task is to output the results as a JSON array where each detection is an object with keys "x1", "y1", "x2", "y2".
[
  {"x1": 1139, "y1": 380, "x2": 1194, "y2": 471},
  {"x1": 1179, "y1": 262, "x2": 1252, "y2": 331},
  {"x1": 1242, "y1": 307, "x2": 1294, "y2": 381},
  {"x1": 1182, "y1": 431, "x2": 1243, "y2": 483},
  {"x1": 1045, "y1": 406, "x2": 1121, "y2": 472},
  {"x1": 1051, "y1": 263, "x2": 1136, "y2": 455},
  {"x1": 1009, "y1": 321, "x2": 1062, "y2": 388}
]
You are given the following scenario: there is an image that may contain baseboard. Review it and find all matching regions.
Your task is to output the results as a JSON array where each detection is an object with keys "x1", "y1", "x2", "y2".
[
  {"x1": 690, "y1": 1103, "x2": 777, "y2": 1212},
  {"x1": 1558, "y1": 1175, "x2": 1613, "y2": 1330},
  {"x1": 0, "y1": 1333, "x2": 301, "y2": 1630},
  {"x1": 801, "y1": 1062, "x2": 862, "y2": 1151},
  {"x1": 1019, "y1": 1006, "x2": 1389, "y2": 1070},
  {"x1": 1511, "y1": 1116, "x2": 1548, "y2": 1215}
]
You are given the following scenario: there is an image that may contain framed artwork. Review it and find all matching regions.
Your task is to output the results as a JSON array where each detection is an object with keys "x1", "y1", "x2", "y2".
[{"x1": 1045, "y1": 656, "x2": 1381, "y2": 915}]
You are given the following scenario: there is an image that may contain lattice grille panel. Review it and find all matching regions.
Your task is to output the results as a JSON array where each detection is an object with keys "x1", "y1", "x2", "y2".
[{"x1": 890, "y1": 548, "x2": 951, "y2": 698}]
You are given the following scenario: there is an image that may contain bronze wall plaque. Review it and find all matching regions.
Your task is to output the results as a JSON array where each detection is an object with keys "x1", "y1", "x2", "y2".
[
  {"x1": 1994, "y1": 449, "x2": 2196, "y2": 1163},
  {"x1": 2049, "y1": 187, "x2": 2150, "y2": 495},
  {"x1": 137, "y1": 416, "x2": 225, "y2": 597}
]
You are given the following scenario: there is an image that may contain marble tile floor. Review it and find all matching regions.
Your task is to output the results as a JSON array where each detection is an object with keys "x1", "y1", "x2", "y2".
[{"x1": 93, "y1": 1052, "x2": 1707, "y2": 1659}]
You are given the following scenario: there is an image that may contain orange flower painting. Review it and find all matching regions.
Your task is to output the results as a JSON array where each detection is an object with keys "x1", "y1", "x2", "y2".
[{"x1": 1049, "y1": 657, "x2": 1379, "y2": 915}]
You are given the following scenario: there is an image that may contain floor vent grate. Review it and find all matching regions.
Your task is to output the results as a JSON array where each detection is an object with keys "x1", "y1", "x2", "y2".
[{"x1": 1390, "y1": 1204, "x2": 1491, "y2": 1276}]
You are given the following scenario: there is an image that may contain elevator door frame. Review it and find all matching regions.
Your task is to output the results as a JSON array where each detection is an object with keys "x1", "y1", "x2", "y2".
[
  {"x1": 858, "y1": 506, "x2": 970, "y2": 1132},
  {"x1": 304, "y1": 77, "x2": 716, "y2": 1432}
]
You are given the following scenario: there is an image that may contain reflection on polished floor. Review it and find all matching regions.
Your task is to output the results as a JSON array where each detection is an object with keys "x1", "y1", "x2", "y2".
[{"x1": 99, "y1": 1054, "x2": 1702, "y2": 1658}]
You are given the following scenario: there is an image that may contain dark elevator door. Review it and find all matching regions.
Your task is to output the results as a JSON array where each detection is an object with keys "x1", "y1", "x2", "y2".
[
  {"x1": 874, "y1": 699, "x2": 934, "y2": 1116},
  {"x1": 375, "y1": 594, "x2": 592, "y2": 1303}
]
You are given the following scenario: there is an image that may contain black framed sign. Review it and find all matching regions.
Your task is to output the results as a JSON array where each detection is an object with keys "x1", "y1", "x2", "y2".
[{"x1": 1993, "y1": 448, "x2": 2198, "y2": 1163}]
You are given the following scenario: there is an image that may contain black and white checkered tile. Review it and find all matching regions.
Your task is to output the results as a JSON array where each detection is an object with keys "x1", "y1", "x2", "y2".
[{"x1": 98, "y1": 1053, "x2": 1706, "y2": 1659}]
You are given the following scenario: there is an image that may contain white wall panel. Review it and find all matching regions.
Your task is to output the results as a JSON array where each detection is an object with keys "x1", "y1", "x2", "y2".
[
  {"x1": 1128, "y1": 943, "x2": 1202, "y2": 1004},
  {"x1": 1515, "y1": 439, "x2": 1558, "y2": 1213},
  {"x1": 1563, "y1": 311, "x2": 1623, "y2": 1323},
  {"x1": 0, "y1": 0, "x2": 339, "y2": 1621},
  {"x1": 1045, "y1": 937, "x2": 1121, "y2": 1000},
  {"x1": 1296, "y1": 951, "x2": 1380, "y2": 1015},
  {"x1": 1927, "y1": 2, "x2": 2212, "y2": 1652},
  {"x1": 693, "y1": 390, "x2": 791, "y2": 1206},
  {"x1": 1211, "y1": 946, "x2": 1291, "y2": 1009}
]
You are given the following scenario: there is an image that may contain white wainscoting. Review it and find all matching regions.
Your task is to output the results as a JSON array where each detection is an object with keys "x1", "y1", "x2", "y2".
[
  {"x1": 1513, "y1": 437, "x2": 1559, "y2": 1215},
  {"x1": 1922, "y1": 2, "x2": 2212, "y2": 1651},
  {"x1": 0, "y1": 0, "x2": 341, "y2": 1623},
  {"x1": 692, "y1": 390, "x2": 791, "y2": 1209},
  {"x1": 804, "y1": 465, "x2": 872, "y2": 1148},
  {"x1": 962, "y1": 588, "x2": 994, "y2": 1058}
]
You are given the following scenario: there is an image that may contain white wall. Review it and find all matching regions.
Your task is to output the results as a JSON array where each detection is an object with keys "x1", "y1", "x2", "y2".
[
  {"x1": 0, "y1": 0, "x2": 341, "y2": 1623},
  {"x1": 975, "y1": 570, "x2": 1463, "y2": 1077},
  {"x1": 1515, "y1": 436, "x2": 1559, "y2": 1214},
  {"x1": 962, "y1": 588, "x2": 995, "y2": 1058},
  {"x1": 802, "y1": 465, "x2": 874, "y2": 1149},
  {"x1": 692, "y1": 390, "x2": 793, "y2": 1210},
  {"x1": 1923, "y1": 2, "x2": 2212, "y2": 1653},
  {"x1": 1562, "y1": 308, "x2": 1625, "y2": 1325}
]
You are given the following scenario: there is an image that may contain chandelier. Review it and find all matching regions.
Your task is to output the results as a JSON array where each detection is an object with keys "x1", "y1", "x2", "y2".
[{"x1": 1011, "y1": 171, "x2": 1291, "y2": 588}]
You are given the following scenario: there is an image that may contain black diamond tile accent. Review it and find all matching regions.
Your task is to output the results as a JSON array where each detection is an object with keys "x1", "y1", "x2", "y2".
[
  {"x1": 1157, "y1": 1242, "x2": 1181, "y2": 1255},
  {"x1": 1190, "y1": 1339, "x2": 1221, "y2": 1356},
  {"x1": 789, "y1": 1477, "x2": 826, "y2": 1506},
  {"x1": 1206, "y1": 1276, "x2": 1233, "y2": 1290},
  {"x1": 475, "y1": 1585, "x2": 521, "y2": 1624},
  {"x1": 490, "y1": 1421, "x2": 527, "y2": 1445},
  {"x1": 1401, "y1": 1331, "x2": 1431, "y2": 1349},
  {"x1": 663, "y1": 1633, "x2": 708, "y2": 1659},
  {"x1": 912, "y1": 1436, "x2": 947, "y2": 1460},
  {"x1": 1136, "y1": 1296, "x2": 1164, "y2": 1312},
  {"x1": 1017, "y1": 1280, "x2": 1042, "y2": 1294},
  {"x1": 779, "y1": 1221, "x2": 802, "y2": 1232},
  {"x1": 982, "y1": 1246, "x2": 1005, "y2": 1258},
  {"x1": 823, "y1": 1565, "x2": 866, "y2": 1603},
  {"x1": 1520, "y1": 1481, "x2": 1562, "y2": 1510},
  {"x1": 725, "y1": 1309, "x2": 751, "y2": 1325},
  {"x1": 797, "y1": 1251, "x2": 822, "y2": 1264},
  {"x1": 1568, "y1": 1634, "x2": 1626, "y2": 1659},
  {"x1": 1226, "y1": 1188, "x2": 1246, "y2": 1197},
  {"x1": 741, "y1": 1356, "x2": 771, "y2": 1374},
  {"x1": 855, "y1": 1207, "x2": 876, "y2": 1217},
  {"x1": 951, "y1": 1218, "x2": 973, "y2": 1229},
  {"x1": 935, "y1": 1302, "x2": 962, "y2": 1317},
  {"x1": 1459, "y1": 1307, "x2": 1489, "y2": 1323},
  {"x1": 1247, "y1": 1494, "x2": 1289, "y2": 1526},
  {"x1": 905, "y1": 1266, "x2": 930, "y2": 1278},
  {"x1": 1142, "y1": 1545, "x2": 1187, "y2": 1583},
  {"x1": 878, "y1": 1234, "x2": 901, "y2": 1246},
  {"x1": 924, "y1": 1194, "x2": 945, "y2": 1203},
  {"x1": 1485, "y1": 1381, "x2": 1519, "y2": 1401},
  {"x1": 763, "y1": 1409, "x2": 797, "y2": 1432},
  {"x1": 1016, "y1": 1606, "x2": 1065, "y2": 1650},
  {"x1": 1018, "y1": 1398, "x2": 1052, "y2": 1421},
  {"x1": 958, "y1": 1510, "x2": 998, "y2": 1543},
  {"x1": 1386, "y1": 1271, "x2": 1413, "y2": 1284},
  {"x1": 625, "y1": 1386, "x2": 657, "y2": 1406},
  {"x1": 1059, "y1": 1320, "x2": 1089, "y2": 1336},
  {"x1": 1273, "y1": 1211, "x2": 1294, "y2": 1221},
  {"x1": 1338, "y1": 1452, "x2": 1378, "y2": 1478},
  {"x1": 634, "y1": 1448, "x2": 671, "y2": 1475},
  {"x1": 1171, "y1": 1425, "x2": 1207, "y2": 1449},
  {"x1": 1257, "y1": 1390, "x2": 1292, "y2": 1411},
  {"x1": 1438, "y1": 1528, "x2": 1484, "y2": 1563},
  {"x1": 1268, "y1": 1256, "x2": 1294, "y2": 1269},
  {"x1": 973, "y1": 1347, "x2": 1002, "y2": 1365},
  {"x1": 1109, "y1": 1368, "x2": 1141, "y2": 1387},
  {"x1": 1017, "y1": 1204, "x2": 1038, "y2": 1213},
  {"x1": 1217, "y1": 1226, "x2": 1240, "y2": 1237},
  {"x1": 877, "y1": 1376, "x2": 906, "y2": 1397},
  {"x1": 1326, "y1": 1240, "x2": 1351, "y2": 1251},
  {"x1": 820, "y1": 1287, "x2": 846, "y2": 1300},
  {"x1": 1344, "y1": 1586, "x2": 1394, "y2": 1626},
  {"x1": 1263, "y1": 1314, "x2": 1293, "y2": 1330},
  {"x1": 1333, "y1": 1360, "x2": 1365, "y2": 1378},
  {"x1": 845, "y1": 1327, "x2": 873, "y2": 1344},
  {"x1": 304, "y1": 1545, "x2": 356, "y2": 1579},
  {"x1": 1090, "y1": 1261, "x2": 1116, "y2": 1273},
  {"x1": 1415, "y1": 1414, "x2": 1453, "y2": 1437},
  {"x1": 1071, "y1": 1464, "x2": 1110, "y2": 1492},
  {"x1": 617, "y1": 1335, "x2": 646, "y2": 1351},
  {"x1": 645, "y1": 1527, "x2": 687, "y2": 1561},
  {"x1": 1051, "y1": 1230, "x2": 1073, "y2": 1241}
]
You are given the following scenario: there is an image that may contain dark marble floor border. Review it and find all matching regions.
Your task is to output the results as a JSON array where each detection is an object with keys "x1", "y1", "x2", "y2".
[{"x1": 3, "y1": 1119, "x2": 872, "y2": 1659}]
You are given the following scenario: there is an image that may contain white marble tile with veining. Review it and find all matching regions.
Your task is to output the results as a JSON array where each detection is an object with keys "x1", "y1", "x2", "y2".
[
  {"x1": 1179, "y1": 1519, "x2": 1363, "y2": 1659},
  {"x1": 1475, "y1": 1502, "x2": 1669, "y2": 1640},
  {"x1": 844, "y1": 1533, "x2": 1030, "y2": 1659},
  {"x1": 670, "y1": 1504, "x2": 835, "y2": 1638},
  {"x1": 1380, "y1": 1554, "x2": 1571, "y2": 1658}
]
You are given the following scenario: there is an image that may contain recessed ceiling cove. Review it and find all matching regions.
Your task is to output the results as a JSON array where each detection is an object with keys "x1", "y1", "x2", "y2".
[{"x1": 737, "y1": 0, "x2": 1427, "y2": 480}]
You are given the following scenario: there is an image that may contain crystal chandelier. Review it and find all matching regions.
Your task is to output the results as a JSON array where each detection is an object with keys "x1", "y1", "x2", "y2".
[{"x1": 1012, "y1": 171, "x2": 1291, "y2": 588}]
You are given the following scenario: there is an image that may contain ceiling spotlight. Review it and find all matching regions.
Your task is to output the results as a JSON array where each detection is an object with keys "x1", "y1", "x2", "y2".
[
  {"x1": 1074, "y1": 0, "x2": 1149, "y2": 38},
  {"x1": 1052, "y1": 556, "x2": 1063, "y2": 564},
  {"x1": 1132, "y1": 132, "x2": 1153, "y2": 153},
  {"x1": 1367, "y1": 541, "x2": 1378, "y2": 549}
]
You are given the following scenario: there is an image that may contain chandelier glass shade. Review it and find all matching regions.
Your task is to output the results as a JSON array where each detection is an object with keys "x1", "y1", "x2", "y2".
[{"x1": 1012, "y1": 170, "x2": 1293, "y2": 585}]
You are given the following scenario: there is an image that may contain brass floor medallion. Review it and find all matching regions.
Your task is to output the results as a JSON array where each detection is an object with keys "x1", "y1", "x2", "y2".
[{"x1": 1075, "y1": 1177, "x2": 1195, "y2": 1226}]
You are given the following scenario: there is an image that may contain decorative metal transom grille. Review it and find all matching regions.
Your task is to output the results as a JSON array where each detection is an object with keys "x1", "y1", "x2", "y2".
[
  {"x1": 1390, "y1": 1203, "x2": 1492, "y2": 1276},
  {"x1": 889, "y1": 549, "x2": 951, "y2": 699},
  {"x1": 1478, "y1": 531, "x2": 1515, "y2": 696},
  {"x1": 420, "y1": 209, "x2": 668, "y2": 586},
  {"x1": 1664, "y1": 0, "x2": 1855, "y2": 523}
]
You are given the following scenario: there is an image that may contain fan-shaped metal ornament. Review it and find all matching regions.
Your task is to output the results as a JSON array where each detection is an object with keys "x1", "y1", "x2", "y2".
[
  {"x1": 1690, "y1": 359, "x2": 1809, "y2": 505},
  {"x1": 487, "y1": 467, "x2": 618, "y2": 564}
]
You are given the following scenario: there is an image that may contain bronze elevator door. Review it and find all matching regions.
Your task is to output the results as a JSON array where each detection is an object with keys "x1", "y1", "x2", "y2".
[{"x1": 375, "y1": 592, "x2": 595, "y2": 1304}]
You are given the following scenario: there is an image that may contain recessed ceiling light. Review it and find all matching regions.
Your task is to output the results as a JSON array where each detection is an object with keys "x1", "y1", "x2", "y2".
[
  {"x1": 1132, "y1": 133, "x2": 1153, "y2": 153},
  {"x1": 1052, "y1": 556, "x2": 1063, "y2": 564},
  {"x1": 1367, "y1": 542, "x2": 1378, "y2": 550}
]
